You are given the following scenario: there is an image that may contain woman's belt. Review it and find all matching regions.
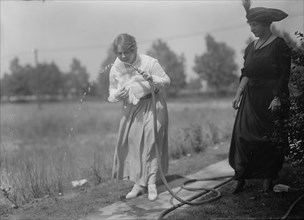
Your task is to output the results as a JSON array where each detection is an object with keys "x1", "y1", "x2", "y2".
[{"x1": 248, "y1": 78, "x2": 277, "y2": 86}]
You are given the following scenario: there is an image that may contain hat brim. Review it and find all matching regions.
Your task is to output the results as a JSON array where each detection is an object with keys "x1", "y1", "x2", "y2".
[{"x1": 246, "y1": 7, "x2": 288, "y2": 23}]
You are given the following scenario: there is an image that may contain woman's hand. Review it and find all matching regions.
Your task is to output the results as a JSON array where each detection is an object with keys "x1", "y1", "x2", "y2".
[
  {"x1": 232, "y1": 86, "x2": 245, "y2": 110},
  {"x1": 268, "y1": 96, "x2": 281, "y2": 112},
  {"x1": 232, "y1": 95, "x2": 241, "y2": 110},
  {"x1": 115, "y1": 87, "x2": 129, "y2": 100},
  {"x1": 138, "y1": 69, "x2": 153, "y2": 82}
]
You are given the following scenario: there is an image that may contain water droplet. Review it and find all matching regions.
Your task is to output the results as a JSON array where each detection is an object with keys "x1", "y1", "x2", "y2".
[{"x1": 70, "y1": 128, "x2": 74, "y2": 131}]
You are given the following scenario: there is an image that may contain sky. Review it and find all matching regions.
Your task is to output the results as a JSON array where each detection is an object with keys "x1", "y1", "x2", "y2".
[{"x1": 1, "y1": 0, "x2": 303, "y2": 81}]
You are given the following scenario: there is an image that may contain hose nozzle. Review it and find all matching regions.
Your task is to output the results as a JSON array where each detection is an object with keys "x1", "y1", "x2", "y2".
[{"x1": 123, "y1": 62, "x2": 141, "y2": 74}]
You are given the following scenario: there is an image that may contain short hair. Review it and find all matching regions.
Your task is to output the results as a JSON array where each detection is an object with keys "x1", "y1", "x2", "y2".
[{"x1": 112, "y1": 33, "x2": 137, "y2": 55}]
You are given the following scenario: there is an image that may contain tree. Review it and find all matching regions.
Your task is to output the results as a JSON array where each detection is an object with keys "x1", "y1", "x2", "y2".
[
  {"x1": 186, "y1": 78, "x2": 202, "y2": 91},
  {"x1": 6, "y1": 58, "x2": 33, "y2": 96},
  {"x1": 65, "y1": 58, "x2": 90, "y2": 97},
  {"x1": 193, "y1": 34, "x2": 238, "y2": 93},
  {"x1": 0, "y1": 73, "x2": 13, "y2": 97},
  {"x1": 32, "y1": 62, "x2": 64, "y2": 96},
  {"x1": 0, "y1": 58, "x2": 65, "y2": 102},
  {"x1": 146, "y1": 39, "x2": 186, "y2": 96}
]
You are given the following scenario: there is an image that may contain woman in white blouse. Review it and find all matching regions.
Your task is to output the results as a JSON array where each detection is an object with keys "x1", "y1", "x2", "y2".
[{"x1": 109, "y1": 33, "x2": 170, "y2": 201}]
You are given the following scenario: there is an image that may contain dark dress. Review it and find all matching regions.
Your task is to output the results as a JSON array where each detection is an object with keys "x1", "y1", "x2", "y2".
[{"x1": 229, "y1": 37, "x2": 291, "y2": 180}]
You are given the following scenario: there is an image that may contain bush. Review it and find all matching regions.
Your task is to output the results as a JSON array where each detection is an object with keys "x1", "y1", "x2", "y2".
[
  {"x1": 168, "y1": 122, "x2": 228, "y2": 159},
  {"x1": 272, "y1": 31, "x2": 304, "y2": 169},
  {"x1": 286, "y1": 32, "x2": 304, "y2": 168}
]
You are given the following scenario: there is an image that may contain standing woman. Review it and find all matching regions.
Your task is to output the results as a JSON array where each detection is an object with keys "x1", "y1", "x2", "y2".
[
  {"x1": 108, "y1": 33, "x2": 170, "y2": 201},
  {"x1": 229, "y1": 0, "x2": 291, "y2": 194}
]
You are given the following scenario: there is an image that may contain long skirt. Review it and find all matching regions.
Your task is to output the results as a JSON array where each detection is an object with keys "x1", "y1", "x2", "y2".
[
  {"x1": 229, "y1": 79, "x2": 285, "y2": 180},
  {"x1": 112, "y1": 93, "x2": 169, "y2": 186}
]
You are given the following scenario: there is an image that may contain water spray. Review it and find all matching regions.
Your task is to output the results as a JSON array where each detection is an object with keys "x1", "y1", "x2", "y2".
[{"x1": 67, "y1": 63, "x2": 114, "y2": 142}]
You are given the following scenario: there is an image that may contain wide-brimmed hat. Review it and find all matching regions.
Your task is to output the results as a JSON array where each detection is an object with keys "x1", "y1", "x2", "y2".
[
  {"x1": 246, "y1": 7, "x2": 288, "y2": 23},
  {"x1": 242, "y1": 0, "x2": 288, "y2": 23}
]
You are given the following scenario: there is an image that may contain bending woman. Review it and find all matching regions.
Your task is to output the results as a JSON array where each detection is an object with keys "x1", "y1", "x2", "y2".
[{"x1": 108, "y1": 33, "x2": 170, "y2": 201}]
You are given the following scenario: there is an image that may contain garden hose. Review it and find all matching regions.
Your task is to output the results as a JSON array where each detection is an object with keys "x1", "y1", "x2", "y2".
[
  {"x1": 281, "y1": 192, "x2": 304, "y2": 219},
  {"x1": 124, "y1": 62, "x2": 234, "y2": 219}
]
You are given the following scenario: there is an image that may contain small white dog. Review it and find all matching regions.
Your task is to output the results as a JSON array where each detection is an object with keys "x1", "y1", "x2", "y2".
[{"x1": 117, "y1": 74, "x2": 152, "y2": 105}]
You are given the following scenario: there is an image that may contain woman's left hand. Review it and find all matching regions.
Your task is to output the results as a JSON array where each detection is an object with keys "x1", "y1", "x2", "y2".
[
  {"x1": 139, "y1": 70, "x2": 153, "y2": 82},
  {"x1": 268, "y1": 96, "x2": 281, "y2": 112}
]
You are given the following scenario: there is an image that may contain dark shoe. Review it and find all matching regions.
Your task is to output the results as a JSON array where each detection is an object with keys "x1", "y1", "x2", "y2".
[
  {"x1": 231, "y1": 179, "x2": 245, "y2": 194},
  {"x1": 262, "y1": 178, "x2": 273, "y2": 192}
]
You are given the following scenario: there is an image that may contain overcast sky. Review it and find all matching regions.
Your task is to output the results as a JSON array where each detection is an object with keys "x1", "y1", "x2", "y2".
[{"x1": 1, "y1": 0, "x2": 303, "y2": 81}]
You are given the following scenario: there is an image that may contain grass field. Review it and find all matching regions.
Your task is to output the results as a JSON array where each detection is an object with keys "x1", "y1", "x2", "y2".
[{"x1": 0, "y1": 97, "x2": 235, "y2": 206}]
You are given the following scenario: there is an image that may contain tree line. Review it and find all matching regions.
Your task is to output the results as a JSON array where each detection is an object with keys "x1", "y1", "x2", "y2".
[{"x1": 0, "y1": 34, "x2": 239, "y2": 102}]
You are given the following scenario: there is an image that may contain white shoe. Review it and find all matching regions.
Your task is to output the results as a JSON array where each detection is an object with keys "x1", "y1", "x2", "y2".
[
  {"x1": 148, "y1": 184, "x2": 158, "y2": 201},
  {"x1": 126, "y1": 184, "x2": 144, "y2": 199}
]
